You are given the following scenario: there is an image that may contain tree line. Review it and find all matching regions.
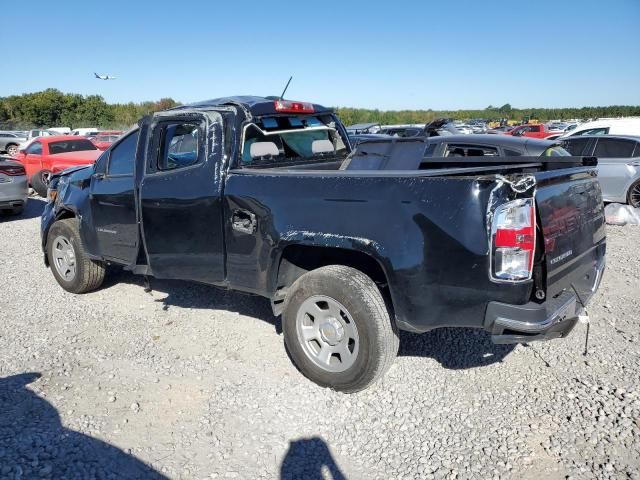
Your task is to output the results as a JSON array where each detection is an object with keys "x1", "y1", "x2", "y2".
[
  {"x1": 1, "y1": 90, "x2": 639, "y2": 130},
  {"x1": 335, "y1": 103, "x2": 640, "y2": 126},
  {"x1": 0, "y1": 89, "x2": 179, "y2": 130}
]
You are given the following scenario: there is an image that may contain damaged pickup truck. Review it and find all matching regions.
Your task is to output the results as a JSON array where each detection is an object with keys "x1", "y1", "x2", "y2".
[{"x1": 41, "y1": 96, "x2": 606, "y2": 392}]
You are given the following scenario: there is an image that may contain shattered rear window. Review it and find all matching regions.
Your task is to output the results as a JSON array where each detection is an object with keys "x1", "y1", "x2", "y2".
[{"x1": 241, "y1": 114, "x2": 348, "y2": 166}]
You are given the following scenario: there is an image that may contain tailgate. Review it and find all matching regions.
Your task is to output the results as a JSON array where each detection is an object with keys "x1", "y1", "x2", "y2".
[{"x1": 535, "y1": 167, "x2": 606, "y2": 302}]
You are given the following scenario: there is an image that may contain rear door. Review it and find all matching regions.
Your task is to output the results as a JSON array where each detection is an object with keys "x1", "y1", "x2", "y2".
[
  {"x1": 592, "y1": 137, "x2": 639, "y2": 203},
  {"x1": 138, "y1": 112, "x2": 226, "y2": 284}
]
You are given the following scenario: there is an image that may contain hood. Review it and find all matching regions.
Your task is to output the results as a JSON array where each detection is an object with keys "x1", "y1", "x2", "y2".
[{"x1": 50, "y1": 165, "x2": 93, "y2": 185}]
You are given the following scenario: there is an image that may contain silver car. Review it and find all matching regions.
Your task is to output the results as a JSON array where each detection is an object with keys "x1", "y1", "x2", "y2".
[
  {"x1": 0, "y1": 157, "x2": 28, "y2": 215},
  {"x1": 560, "y1": 135, "x2": 640, "y2": 207},
  {"x1": 0, "y1": 132, "x2": 27, "y2": 156}
]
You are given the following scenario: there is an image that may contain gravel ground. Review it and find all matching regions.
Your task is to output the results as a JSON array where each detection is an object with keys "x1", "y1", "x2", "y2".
[{"x1": 0, "y1": 198, "x2": 639, "y2": 480}]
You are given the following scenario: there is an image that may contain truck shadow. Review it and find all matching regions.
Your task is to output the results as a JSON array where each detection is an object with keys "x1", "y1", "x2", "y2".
[
  {"x1": 103, "y1": 270, "x2": 280, "y2": 329},
  {"x1": 0, "y1": 372, "x2": 167, "y2": 479},
  {"x1": 399, "y1": 328, "x2": 515, "y2": 369},
  {"x1": 103, "y1": 271, "x2": 514, "y2": 369}
]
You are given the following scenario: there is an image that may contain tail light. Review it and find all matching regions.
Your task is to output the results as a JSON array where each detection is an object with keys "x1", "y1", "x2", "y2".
[
  {"x1": 0, "y1": 164, "x2": 26, "y2": 176},
  {"x1": 273, "y1": 100, "x2": 314, "y2": 113},
  {"x1": 490, "y1": 198, "x2": 536, "y2": 282}
]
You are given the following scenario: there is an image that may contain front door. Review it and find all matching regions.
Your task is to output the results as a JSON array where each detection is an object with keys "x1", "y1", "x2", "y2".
[
  {"x1": 22, "y1": 141, "x2": 43, "y2": 180},
  {"x1": 139, "y1": 112, "x2": 226, "y2": 284},
  {"x1": 88, "y1": 130, "x2": 140, "y2": 263}
]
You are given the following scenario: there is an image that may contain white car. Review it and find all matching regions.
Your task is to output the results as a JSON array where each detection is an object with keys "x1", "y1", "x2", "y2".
[
  {"x1": 70, "y1": 128, "x2": 99, "y2": 136},
  {"x1": 454, "y1": 124, "x2": 474, "y2": 135},
  {"x1": 560, "y1": 118, "x2": 640, "y2": 138},
  {"x1": 17, "y1": 129, "x2": 59, "y2": 150}
]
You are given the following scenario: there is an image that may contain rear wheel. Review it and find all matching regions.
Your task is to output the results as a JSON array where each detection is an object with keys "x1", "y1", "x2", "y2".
[
  {"x1": 282, "y1": 265, "x2": 399, "y2": 393},
  {"x1": 627, "y1": 180, "x2": 640, "y2": 208},
  {"x1": 31, "y1": 170, "x2": 52, "y2": 197},
  {"x1": 47, "y1": 218, "x2": 105, "y2": 293},
  {"x1": 5, "y1": 144, "x2": 18, "y2": 156}
]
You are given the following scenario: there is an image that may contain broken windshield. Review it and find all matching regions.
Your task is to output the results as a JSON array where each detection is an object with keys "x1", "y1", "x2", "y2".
[{"x1": 241, "y1": 114, "x2": 348, "y2": 166}]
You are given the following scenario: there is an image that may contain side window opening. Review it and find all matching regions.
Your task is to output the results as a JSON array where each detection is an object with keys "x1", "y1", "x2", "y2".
[
  {"x1": 108, "y1": 130, "x2": 139, "y2": 176},
  {"x1": 593, "y1": 138, "x2": 636, "y2": 158},
  {"x1": 26, "y1": 142, "x2": 42, "y2": 155},
  {"x1": 561, "y1": 138, "x2": 590, "y2": 156},
  {"x1": 157, "y1": 122, "x2": 202, "y2": 171},
  {"x1": 423, "y1": 143, "x2": 437, "y2": 157},
  {"x1": 444, "y1": 144, "x2": 498, "y2": 157}
]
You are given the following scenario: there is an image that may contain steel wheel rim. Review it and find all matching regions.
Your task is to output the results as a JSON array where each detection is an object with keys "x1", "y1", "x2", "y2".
[
  {"x1": 52, "y1": 235, "x2": 76, "y2": 281},
  {"x1": 7, "y1": 145, "x2": 17, "y2": 155},
  {"x1": 630, "y1": 183, "x2": 640, "y2": 208},
  {"x1": 295, "y1": 295, "x2": 359, "y2": 373},
  {"x1": 41, "y1": 171, "x2": 51, "y2": 186}
]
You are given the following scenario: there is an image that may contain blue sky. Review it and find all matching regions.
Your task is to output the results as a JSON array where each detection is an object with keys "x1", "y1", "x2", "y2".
[{"x1": 2, "y1": 0, "x2": 639, "y2": 110}]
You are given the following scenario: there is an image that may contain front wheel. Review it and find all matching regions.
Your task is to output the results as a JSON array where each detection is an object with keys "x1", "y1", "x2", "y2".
[
  {"x1": 5, "y1": 144, "x2": 18, "y2": 156},
  {"x1": 282, "y1": 265, "x2": 399, "y2": 393},
  {"x1": 47, "y1": 218, "x2": 105, "y2": 293},
  {"x1": 627, "y1": 179, "x2": 640, "y2": 208}
]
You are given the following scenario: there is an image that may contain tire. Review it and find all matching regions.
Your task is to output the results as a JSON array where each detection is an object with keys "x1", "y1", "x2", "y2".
[
  {"x1": 5, "y1": 144, "x2": 18, "y2": 156},
  {"x1": 47, "y1": 218, "x2": 105, "y2": 293},
  {"x1": 282, "y1": 265, "x2": 399, "y2": 393},
  {"x1": 31, "y1": 170, "x2": 52, "y2": 197},
  {"x1": 627, "y1": 179, "x2": 640, "y2": 208}
]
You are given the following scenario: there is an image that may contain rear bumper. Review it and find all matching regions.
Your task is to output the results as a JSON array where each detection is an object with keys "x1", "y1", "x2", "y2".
[
  {"x1": 0, "y1": 176, "x2": 29, "y2": 206},
  {"x1": 485, "y1": 257, "x2": 605, "y2": 344}
]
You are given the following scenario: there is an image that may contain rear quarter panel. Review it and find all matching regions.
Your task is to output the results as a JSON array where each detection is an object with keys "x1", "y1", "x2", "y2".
[
  {"x1": 224, "y1": 171, "x2": 533, "y2": 332},
  {"x1": 597, "y1": 157, "x2": 640, "y2": 203}
]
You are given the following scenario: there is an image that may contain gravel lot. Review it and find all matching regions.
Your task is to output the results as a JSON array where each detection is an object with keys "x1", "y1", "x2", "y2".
[{"x1": 1, "y1": 198, "x2": 639, "y2": 480}]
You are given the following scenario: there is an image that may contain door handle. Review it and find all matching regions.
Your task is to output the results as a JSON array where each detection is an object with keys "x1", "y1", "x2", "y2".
[{"x1": 231, "y1": 209, "x2": 257, "y2": 234}]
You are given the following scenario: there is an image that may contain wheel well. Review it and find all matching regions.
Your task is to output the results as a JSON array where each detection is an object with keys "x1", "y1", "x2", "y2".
[
  {"x1": 273, "y1": 245, "x2": 392, "y2": 317},
  {"x1": 277, "y1": 245, "x2": 388, "y2": 289},
  {"x1": 56, "y1": 209, "x2": 76, "y2": 221},
  {"x1": 44, "y1": 210, "x2": 77, "y2": 267}
]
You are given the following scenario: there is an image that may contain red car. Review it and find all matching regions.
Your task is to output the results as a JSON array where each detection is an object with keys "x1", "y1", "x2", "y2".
[
  {"x1": 506, "y1": 124, "x2": 558, "y2": 139},
  {"x1": 13, "y1": 136, "x2": 101, "y2": 196},
  {"x1": 91, "y1": 134, "x2": 122, "y2": 150}
]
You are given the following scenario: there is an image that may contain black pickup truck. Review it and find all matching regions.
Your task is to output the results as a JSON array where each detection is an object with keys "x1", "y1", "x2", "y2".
[{"x1": 41, "y1": 96, "x2": 606, "y2": 392}]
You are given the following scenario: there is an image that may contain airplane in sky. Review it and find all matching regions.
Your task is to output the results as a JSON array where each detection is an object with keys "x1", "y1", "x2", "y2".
[{"x1": 94, "y1": 72, "x2": 117, "y2": 80}]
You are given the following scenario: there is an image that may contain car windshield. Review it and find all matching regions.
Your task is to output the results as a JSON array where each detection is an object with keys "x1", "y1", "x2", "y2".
[
  {"x1": 241, "y1": 114, "x2": 348, "y2": 166},
  {"x1": 48, "y1": 139, "x2": 98, "y2": 154}
]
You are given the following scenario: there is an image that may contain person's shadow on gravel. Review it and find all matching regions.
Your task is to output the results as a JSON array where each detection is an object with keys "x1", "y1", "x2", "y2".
[
  {"x1": 0, "y1": 372, "x2": 167, "y2": 480},
  {"x1": 399, "y1": 328, "x2": 516, "y2": 369},
  {"x1": 280, "y1": 436, "x2": 346, "y2": 480}
]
